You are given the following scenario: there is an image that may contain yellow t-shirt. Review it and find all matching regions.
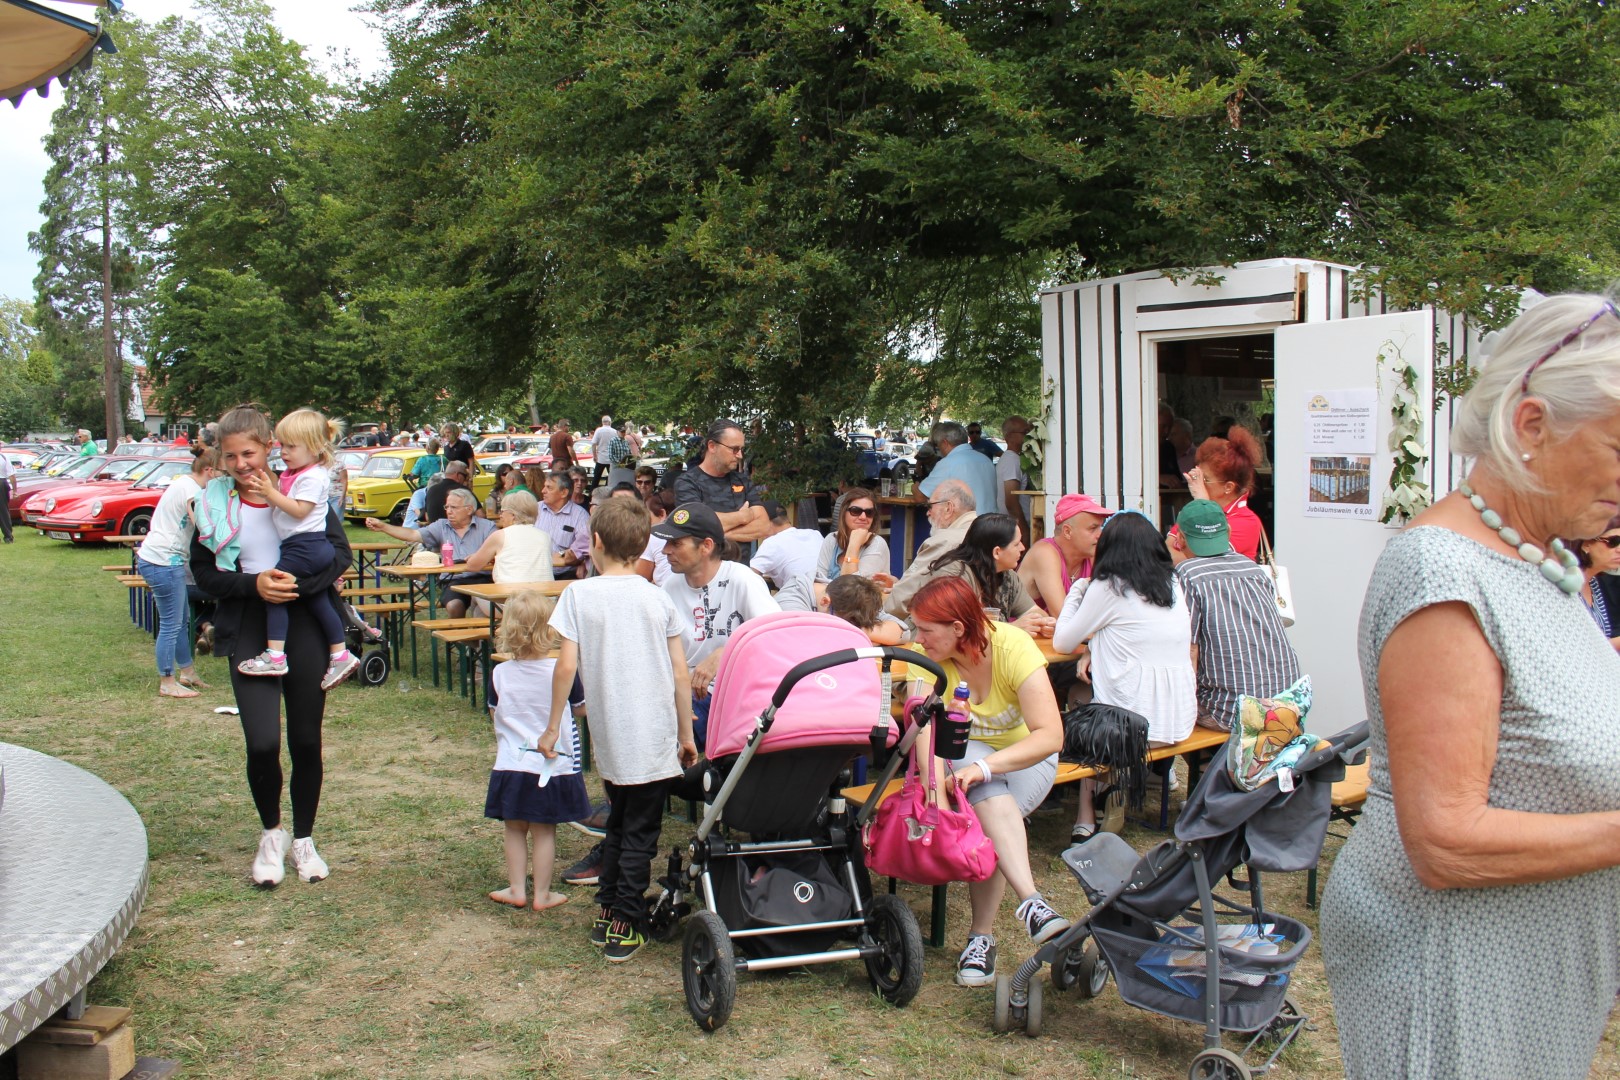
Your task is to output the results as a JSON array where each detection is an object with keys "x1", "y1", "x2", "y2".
[{"x1": 910, "y1": 622, "x2": 1047, "y2": 751}]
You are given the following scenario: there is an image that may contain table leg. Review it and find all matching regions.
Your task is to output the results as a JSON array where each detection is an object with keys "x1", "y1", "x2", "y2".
[{"x1": 887, "y1": 505, "x2": 907, "y2": 577}]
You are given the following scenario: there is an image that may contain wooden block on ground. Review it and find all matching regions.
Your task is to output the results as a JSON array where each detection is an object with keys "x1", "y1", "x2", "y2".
[
  {"x1": 124, "y1": 1059, "x2": 181, "y2": 1080},
  {"x1": 18, "y1": 1022, "x2": 135, "y2": 1080},
  {"x1": 28, "y1": 1006, "x2": 133, "y2": 1045}
]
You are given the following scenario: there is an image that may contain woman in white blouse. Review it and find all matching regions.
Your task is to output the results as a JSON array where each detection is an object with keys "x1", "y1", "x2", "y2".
[
  {"x1": 1051, "y1": 510, "x2": 1196, "y2": 842},
  {"x1": 134, "y1": 449, "x2": 218, "y2": 698}
]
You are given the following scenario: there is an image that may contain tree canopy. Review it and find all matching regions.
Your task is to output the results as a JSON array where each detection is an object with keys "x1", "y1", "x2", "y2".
[{"x1": 26, "y1": 0, "x2": 1620, "y2": 440}]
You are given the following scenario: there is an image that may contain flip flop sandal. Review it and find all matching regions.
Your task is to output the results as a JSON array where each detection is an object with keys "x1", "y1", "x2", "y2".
[
  {"x1": 159, "y1": 684, "x2": 200, "y2": 699},
  {"x1": 178, "y1": 676, "x2": 212, "y2": 690}
]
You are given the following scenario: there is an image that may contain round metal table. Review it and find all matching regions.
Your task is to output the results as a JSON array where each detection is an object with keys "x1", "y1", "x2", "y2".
[{"x1": 0, "y1": 742, "x2": 148, "y2": 1052}]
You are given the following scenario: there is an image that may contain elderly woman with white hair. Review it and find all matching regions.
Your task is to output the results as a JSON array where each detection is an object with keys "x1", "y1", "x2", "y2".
[
  {"x1": 463, "y1": 489, "x2": 555, "y2": 586},
  {"x1": 1320, "y1": 293, "x2": 1620, "y2": 1079}
]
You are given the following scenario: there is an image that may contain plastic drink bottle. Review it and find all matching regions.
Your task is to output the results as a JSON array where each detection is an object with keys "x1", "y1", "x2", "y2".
[
  {"x1": 939, "y1": 681, "x2": 972, "y2": 760},
  {"x1": 440, "y1": 540, "x2": 454, "y2": 567}
]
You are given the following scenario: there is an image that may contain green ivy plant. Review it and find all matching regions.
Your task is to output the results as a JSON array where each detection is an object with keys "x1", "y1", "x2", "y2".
[
  {"x1": 1379, "y1": 341, "x2": 1433, "y2": 525},
  {"x1": 1021, "y1": 374, "x2": 1055, "y2": 483}
]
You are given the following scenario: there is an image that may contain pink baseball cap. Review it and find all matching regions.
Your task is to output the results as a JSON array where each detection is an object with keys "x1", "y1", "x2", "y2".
[{"x1": 1053, "y1": 493, "x2": 1116, "y2": 525}]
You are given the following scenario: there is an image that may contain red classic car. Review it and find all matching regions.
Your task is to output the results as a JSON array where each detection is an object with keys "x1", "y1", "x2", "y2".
[
  {"x1": 28, "y1": 458, "x2": 195, "y2": 541},
  {"x1": 9, "y1": 454, "x2": 138, "y2": 517}
]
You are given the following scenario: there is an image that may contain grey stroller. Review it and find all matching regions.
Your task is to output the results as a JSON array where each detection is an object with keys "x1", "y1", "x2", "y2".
[{"x1": 993, "y1": 721, "x2": 1369, "y2": 1080}]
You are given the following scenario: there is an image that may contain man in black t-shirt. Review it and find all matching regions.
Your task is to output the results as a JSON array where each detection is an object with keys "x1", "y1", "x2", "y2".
[
  {"x1": 672, "y1": 419, "x2": 771, "y2": 544},
  {"x1": 423, "y1": 460, "x2": 473, "y2": 525}
]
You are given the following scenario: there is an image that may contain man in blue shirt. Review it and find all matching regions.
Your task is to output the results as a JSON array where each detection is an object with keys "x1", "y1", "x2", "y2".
[
  {"x1": 967, "y1": 422, "x2": 1004, "y2": 462},
  {"x1": 918, "y1": 421, "x2": 1000, "y2": 515}
]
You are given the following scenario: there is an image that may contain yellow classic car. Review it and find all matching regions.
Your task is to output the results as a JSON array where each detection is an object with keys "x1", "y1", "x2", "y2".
[{"x1": 343, "y1": 448, "x2": 497, "y2": 523}]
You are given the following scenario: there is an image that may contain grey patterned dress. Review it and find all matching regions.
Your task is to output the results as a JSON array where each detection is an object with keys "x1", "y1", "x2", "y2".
[{"x1": 1321, "y1": 526, "x2": 1620, "y2": 1079}]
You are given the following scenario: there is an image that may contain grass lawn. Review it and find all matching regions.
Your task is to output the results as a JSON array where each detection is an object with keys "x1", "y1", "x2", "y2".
[{"x1": 5, "y1": 525, "x2": 1618, "y2": 1078}]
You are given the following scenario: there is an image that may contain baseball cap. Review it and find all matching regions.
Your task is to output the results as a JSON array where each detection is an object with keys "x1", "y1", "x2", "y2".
[
  {"x1": 1176, "y1": 499, "x2": 1231, "y2": 556},
  {"x1": 1053, "y1": 493, "x2": 1116, "y2": 525},
  {"x1": 652, "y1": 502, "x2": 725, "y2": 545}
]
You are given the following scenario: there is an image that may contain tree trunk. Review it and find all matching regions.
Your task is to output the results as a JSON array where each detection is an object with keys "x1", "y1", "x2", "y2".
[
  {"x1": 526, "y1": 376, "x2": 540, "y2": 427},
  {"x1": 100, "y1": 120, "x2": 122, "y2": 444}
]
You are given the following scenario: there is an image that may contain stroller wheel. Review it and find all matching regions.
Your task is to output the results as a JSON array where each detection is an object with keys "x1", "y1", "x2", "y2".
[
  {"x1": 993, "y1": 974, "x2": 1012, "y2": 1033},
  {"x1": 1188, "y1": 1047, "x2": 1251, "y2": 1080},
  {"x1": 1024, "y1": 976, "x2": 1042, "y2": 1037},
  {"x1": 1053, "y1": 936, "x2": 1108, "y2": 998},
  {"x1": 682, "y1": 911, "x2": 737, "y2": 1032},
  {"x1": 862, "y1": 894, "x2": 923, "y2": 1006},
  {"x1": 360, "y1": 650, "x2": 390, "y2": 686}
]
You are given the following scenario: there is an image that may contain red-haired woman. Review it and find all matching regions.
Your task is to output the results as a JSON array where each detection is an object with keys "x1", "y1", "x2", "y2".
[
  {"x1": 907, "y1": 575, "x2": 1067, "y2": 990},
  {"x1": 1183, "y1": 425, "x2": 1265, "y2": 560}
]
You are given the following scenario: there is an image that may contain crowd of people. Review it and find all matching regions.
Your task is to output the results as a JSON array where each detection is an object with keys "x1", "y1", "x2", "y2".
[{"x1": 94, "y1": 291, "x2": 1620, "y2": 1078}]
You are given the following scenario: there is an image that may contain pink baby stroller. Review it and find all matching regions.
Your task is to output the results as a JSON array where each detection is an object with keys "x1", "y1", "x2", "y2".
[{"x1": 647, "y1": 611, "x2": 949, "y2": 1031}]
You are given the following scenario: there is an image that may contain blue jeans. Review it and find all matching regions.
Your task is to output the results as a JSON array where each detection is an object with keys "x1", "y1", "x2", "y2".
[{"x1": 138, "y1": 559, "x2": 192, "y2": 677}]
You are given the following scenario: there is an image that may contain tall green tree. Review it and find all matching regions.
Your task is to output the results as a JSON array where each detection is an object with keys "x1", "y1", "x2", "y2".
[
  {"x1": 128, "y1": 0, "x2": 394, "y2": 424},
  {"x1": 30, "y1": 13, "x2": 155, "y2": 440}
]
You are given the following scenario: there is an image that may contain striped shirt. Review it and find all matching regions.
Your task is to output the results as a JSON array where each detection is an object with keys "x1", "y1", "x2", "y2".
[{"x1": 1175, "y1": 550, "x2": 1301, "y2": 730}]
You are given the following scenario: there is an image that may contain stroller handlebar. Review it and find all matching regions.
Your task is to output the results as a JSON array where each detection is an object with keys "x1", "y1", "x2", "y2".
[{"x1": 768, "y1": 646, "x2": 949, "y2": 712}]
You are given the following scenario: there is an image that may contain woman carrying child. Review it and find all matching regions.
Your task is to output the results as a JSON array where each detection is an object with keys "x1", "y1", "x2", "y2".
[
  {"x1": 192, "y1": 405, "x2": 352, "y2": 887},
  {"x1": 233, "y1": 408, "x2": 360, "y2": 690},
  {"x1": 486, "y1": 590, "x2": 590, "y2": 911}
]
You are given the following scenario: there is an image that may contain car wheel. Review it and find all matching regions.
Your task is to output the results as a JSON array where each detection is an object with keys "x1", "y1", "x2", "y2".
[{"x1": 122, "y1": 509, "x2": 153, "y2": 536}]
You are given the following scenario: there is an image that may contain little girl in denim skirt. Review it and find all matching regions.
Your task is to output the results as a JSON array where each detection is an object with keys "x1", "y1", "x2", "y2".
[{"x1": 485, "y1": 590, "x2": 590, "y2": 911}]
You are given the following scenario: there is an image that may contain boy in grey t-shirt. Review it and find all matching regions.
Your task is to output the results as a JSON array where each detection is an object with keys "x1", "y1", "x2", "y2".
[{"x1": 543, "y1": 498, "x2": 696, "y2": 963}]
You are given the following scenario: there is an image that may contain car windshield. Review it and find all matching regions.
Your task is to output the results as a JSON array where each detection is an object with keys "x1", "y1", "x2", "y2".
[
  {"x1": 574, "y1": 439, "x2": 592, "y2": 456},
  {"x1": 360, "y1": 456, "x2": 406, "y2": 479},
  {"x1": 136, "y1": 461, "x2": 190, "y2": 488},
  {"x1": 103, "y1": 459, "x2": 148, "y2": 480},
  {"x1": 336, "y1": 451, "x2": 370, "y2": 470},
  {"x1": 61, "y1": 456, "x2": 108, "y2": 478}
]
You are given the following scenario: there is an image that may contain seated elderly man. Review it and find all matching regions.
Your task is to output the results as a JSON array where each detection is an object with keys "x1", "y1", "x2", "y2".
[
  {"x1": 885, "y1": 478, "x2": 976, "y2": 618},
  {"x1": 364, "y1": 487, "x2": 495, "y2": 618},
  {"x1": 918, "y1": 420, "x2": 999, "y2": 517}
]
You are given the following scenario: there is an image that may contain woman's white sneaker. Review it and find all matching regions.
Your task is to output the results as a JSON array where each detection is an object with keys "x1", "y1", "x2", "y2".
[
  {"x1": 251, "y1": 828, "x2": 289, "y2": 887},
  {"x1": 291, "y1": 837, "x2": 329, "y2": 882}
]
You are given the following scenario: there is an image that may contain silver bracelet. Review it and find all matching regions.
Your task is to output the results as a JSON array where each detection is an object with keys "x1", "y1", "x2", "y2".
[{"x1": 978, "y1": 760, "x2": 993, "y2": 783}]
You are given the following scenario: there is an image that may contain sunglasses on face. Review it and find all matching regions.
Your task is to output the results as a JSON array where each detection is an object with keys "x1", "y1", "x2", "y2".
[
  {"x1": 1598, "y1": 535, "x2": 1620, "y2": 549},
  {"x1": 846, "y1": 505, "x2": 874, "y2": 518}
]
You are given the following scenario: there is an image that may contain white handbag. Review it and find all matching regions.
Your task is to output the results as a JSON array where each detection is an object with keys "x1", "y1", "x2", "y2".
[{"x1": 1256, "y1": 527, "x2": 1296, "y2": 627}]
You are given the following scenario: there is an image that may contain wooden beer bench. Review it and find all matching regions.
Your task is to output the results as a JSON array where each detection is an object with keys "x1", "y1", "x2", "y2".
[{"x1": 840, "y1": 725, "x2": 1230, "y2": 946}]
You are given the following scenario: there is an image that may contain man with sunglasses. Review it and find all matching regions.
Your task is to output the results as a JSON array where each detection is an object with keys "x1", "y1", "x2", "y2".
[{"x1": 672, "y1": 418, "x2": 772, "y2": 544}]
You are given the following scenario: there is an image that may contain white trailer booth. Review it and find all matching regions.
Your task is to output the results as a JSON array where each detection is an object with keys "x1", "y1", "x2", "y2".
[{"x1": 1039, "y1": 258, "x2": 1482, "y2": 736}]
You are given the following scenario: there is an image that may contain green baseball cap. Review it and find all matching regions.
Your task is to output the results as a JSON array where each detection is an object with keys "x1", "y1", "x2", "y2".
[{"x1": 1177, "y1": 499, "x2": 1231, "y2": 556}]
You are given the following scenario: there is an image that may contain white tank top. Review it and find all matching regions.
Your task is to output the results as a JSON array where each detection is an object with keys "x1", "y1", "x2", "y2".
[{"x1": 493, "y1": 525, "x2": 555, "y2": 584}]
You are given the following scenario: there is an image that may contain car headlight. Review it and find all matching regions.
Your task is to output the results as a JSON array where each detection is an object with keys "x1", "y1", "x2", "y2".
[
  {"x1": 44, "y1": 497, "x2": 55, "y2": 513},
  {"x1": 90, "y1": 499, "x2": 104, "y2": 517}
]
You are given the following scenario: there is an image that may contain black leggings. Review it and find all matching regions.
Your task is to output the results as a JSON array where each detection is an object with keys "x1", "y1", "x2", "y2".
[{"x1": 229, "y1": 598, "x2": 327, "y2": 839}]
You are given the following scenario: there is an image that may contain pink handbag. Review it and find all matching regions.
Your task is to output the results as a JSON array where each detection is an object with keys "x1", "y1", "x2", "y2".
[{"x1": 862, "y1": 717, "x2": 998, "y2": 886}]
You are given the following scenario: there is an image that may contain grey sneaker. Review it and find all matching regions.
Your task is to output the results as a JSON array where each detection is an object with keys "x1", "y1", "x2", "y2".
[
  {"x1": 1015, "y1": 893, "x2": 1071, "y2": 945},
  {"x1": 238, "y1": 651, "x2": 287, "y2": 677},
  {"x1": 955, "y1": 934, "x2": 997, "y2": 987},
  {"x1": 320, "y1": 652, "x2": 361, "y2": 691}
]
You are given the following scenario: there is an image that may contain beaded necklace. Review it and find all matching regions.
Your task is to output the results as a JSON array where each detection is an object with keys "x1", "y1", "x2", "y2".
[{"x1": 1457, "y1": 480, "x2": 1582, "y2": 595}]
